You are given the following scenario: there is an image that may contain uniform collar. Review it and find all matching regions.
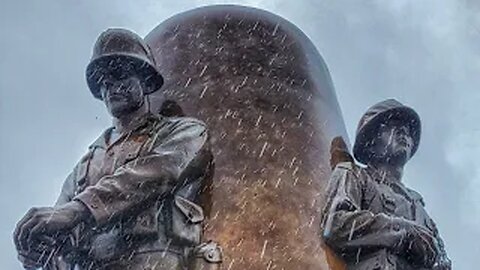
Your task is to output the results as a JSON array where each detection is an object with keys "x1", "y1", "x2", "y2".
[
  {"x1": 89, "y1": 112, "x2": 164, "y2": 149},
  {"x1": 365, "y1": 166, "x2": 403, "y2": 187}
]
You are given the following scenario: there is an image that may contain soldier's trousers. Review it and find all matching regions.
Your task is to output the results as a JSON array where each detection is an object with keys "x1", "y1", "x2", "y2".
[
  {"x1": 347, "y1": 250, "x2": 428, "y2": 270},
  {"x1": 75, "y1": 251, "x2": 186, "y2": 270}
]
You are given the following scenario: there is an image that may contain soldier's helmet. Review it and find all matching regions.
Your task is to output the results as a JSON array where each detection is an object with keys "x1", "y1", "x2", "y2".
[
  {"x1": 353, "y1": 99, "x2": 421, "y2": 164},
  {"x1": 86, "y1": 28, "x2": 164, "y2": 100}
]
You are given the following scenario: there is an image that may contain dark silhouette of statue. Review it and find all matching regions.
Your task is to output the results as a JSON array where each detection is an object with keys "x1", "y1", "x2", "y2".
[
  {"x1": 13, "y1": 28, "x2": 216, "y2": 270},
  {"x1": 322, "y1": 99, "x2": 451, "y2": 270}
]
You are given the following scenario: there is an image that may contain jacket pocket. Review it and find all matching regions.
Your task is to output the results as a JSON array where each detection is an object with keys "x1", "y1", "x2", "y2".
[
  {"x1": 168, "y1": 195, "x2": 204, "y2": 246},
  {"x1": 121, "y1": 204, "x2": 160, "y2": 245},
  {"x1": 115, "y1": 137, "x2": 148, "y2": 167},
  {"x1": 380, "y1": 193, "x2": 397, "y2": 215}
]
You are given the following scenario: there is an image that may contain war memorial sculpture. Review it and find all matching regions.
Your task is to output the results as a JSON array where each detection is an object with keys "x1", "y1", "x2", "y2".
[
  {"x1": 13, "y1": 5, "x2": 450, "y2": 270},
  {"x1": 14, "y1": 28, "x2": 217, "y2": 269},
  {"x1": 322, "y1": 100, "x2": 451, "y2": 270}
]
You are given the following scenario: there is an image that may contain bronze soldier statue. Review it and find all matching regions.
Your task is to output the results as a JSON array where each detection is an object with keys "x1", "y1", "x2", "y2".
[
  {"x1": 322, "y1": 99, "x2": 451, "y2": 270},
  {"x1": 13, "y1": 28, "x2": 216, "y2": 270}
]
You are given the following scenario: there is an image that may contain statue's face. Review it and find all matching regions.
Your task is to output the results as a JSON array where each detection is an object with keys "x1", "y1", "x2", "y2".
[
  {"x1": 99, "y1": 65, "x2": 145, "y2": 118},
  {"x1": 370, "y1": 118, "x2": 414, "y2": 167}
]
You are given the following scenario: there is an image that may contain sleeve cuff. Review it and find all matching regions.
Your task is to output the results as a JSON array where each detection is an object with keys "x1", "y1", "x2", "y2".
[{"x1": 73, "y1": 191, "x2": 110, "y2": 226}]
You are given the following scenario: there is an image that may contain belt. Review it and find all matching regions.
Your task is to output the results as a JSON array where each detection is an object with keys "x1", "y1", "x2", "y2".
[{"x1": 66, "y1": 237, "x2": 191, "y2": 267}]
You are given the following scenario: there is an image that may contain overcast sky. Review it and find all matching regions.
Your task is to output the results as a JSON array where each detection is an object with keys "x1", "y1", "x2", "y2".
[{"x1": 1, "y1": 1, "x2": 479, "y2": 269}]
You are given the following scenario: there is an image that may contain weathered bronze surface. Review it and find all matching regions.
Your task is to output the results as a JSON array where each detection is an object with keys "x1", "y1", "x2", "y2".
[
  {"x1": 146, "y1": 5, "x2": 348, "y2": 270},
  {"x1": 13, "y1": 28, "x2": 213, "y2": 270},
  {"x1": 321, "y1": 99, "x2": 451, "y2": 270}
]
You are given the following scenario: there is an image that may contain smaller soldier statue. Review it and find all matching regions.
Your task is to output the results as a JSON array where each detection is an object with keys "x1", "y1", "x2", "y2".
[{"x1": 322, "y1": 99, "x2": 451, "y2": 270}]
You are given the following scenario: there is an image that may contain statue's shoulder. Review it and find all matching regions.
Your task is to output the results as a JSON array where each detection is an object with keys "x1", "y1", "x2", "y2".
[
  {"x1": 167, "y1": 116, "x2": 206, "y2": 126},
  {"x1": 87, "y1": 127, "x2": 113, "y2": 150},
  {"x1": 405, "y1": 187, "x2": 425, "y2": 206},
  {"x1": 159, "y1": 115, "x2": 206, "y2": 129},
  {"x1": 150, "y1": 114, "x2": 207, "y2": 137},
  {"x1": 334, "y1": 162, "x2": 377, "y2": 191},
  {"x1": 332, "y1": 162, "x2": 368, "y2": 188},
  {"x1": 335, "y1": 161, "x2": 362, "y2": 176}
]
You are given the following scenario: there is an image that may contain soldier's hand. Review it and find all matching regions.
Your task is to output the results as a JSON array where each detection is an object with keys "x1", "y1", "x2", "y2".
[
  {"x1": 16, "y1": 238, "x2": 57, "y2": 269},
  {"x1": 433, "y1": 260, "x2": 452, "y2": 270},
  {"x1": 406, "y1": 225, "x2": 441, "y2": 268},
  {"x1": 14, "y1": 201, "x2": 88, "y2": 253},
  {"x1": 17, "y1": 236, "x2": 59, "y2": 269},
  {"x1": 433, "y1": 258, "x2": 452, "y2": 270},
  {"x1": 329, "y1": 136, "x2": 354, "y2": 169},
  {"x1": 18, "y1": 251, "x2": 44, "y2": 269}
]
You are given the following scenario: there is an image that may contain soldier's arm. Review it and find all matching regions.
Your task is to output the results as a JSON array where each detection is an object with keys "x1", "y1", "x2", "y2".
[
  {"x1": 15, "y1": 172, "x2": 77, "y2": 270},
  {"x1": 54, "y1": 172, "x2": 76, "y2": 206},
  {"x1": 321, "y1": 162, "x2": 410, "y2": 256},
  {"x1": 43, "y1": 171, "x2": 78, "y2": 270},
  {"x1": 56, "y1": 146, "x2": 95, "y2": 206},
  {"x1": 426, "y1": 214, "x2": 451, "y2": 269},
  {"x1": 73, "y1": 119, "x2": 209, "y2": 227}
]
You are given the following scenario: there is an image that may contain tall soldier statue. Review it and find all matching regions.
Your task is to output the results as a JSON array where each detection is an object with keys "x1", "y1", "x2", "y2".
[
  {"x1": 13, "y1": 28, "x2": 215, "y2": 270},
  {"x1": 322, "y1": 99, "x2": 451, "y2": 270}
]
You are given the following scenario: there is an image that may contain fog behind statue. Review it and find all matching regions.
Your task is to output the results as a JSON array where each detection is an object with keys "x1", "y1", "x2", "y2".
[{"x1": 322, "y1": 99, "x2": 451, "y2": 269}]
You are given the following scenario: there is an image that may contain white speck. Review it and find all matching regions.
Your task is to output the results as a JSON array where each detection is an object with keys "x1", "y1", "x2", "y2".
[
  {"x1": 348, "y1": 219, "x2": 357, "y2": 241},
  {"x1": 261, "y1": 240, "x2": 268, "y2": 259},
  {"x1": 255, "y1": 114, "x2": 263, "y2": 126},
  {"x1": 184, "y1": 78, "x2": 191, "y2": 87},
  {"x1": 308, "y1": 215, "x2": 315, "y2": 227},
  {"x1": 266, "y1": 260, "x2": 273, "y2": 270},
  {"x1": 272, "y1": 23, "x2": 279, "y2": 36},
  {"x1": 199, "y1": 85, "x2": 208, "y2": 99},
  {"x1": 275, "y1": 177, "x2": 282, "y2": 188},
  {"x1": 200, "y1": 65, "x2": 208, "y2": 77},
  {"x1": 259, "y1": 142, "x2": 268, "y2": 158},
  {"x1": 292, "y1": 166, "x2": 299, "y2": 176},
  {"x1": 289, "y1": 157, "x2": 296, "y2": 168},
  {"x1": 227, "y1": 259, "x2": 235, "y2": 270}
]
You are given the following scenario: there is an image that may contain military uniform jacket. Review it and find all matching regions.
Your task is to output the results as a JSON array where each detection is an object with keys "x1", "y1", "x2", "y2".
[
  {"x1": 48, "y1": 113, "x2": 212, "y2": 269},
  {"x1": 321, "y1": 162, "x2": 451, "y2": 270}
]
